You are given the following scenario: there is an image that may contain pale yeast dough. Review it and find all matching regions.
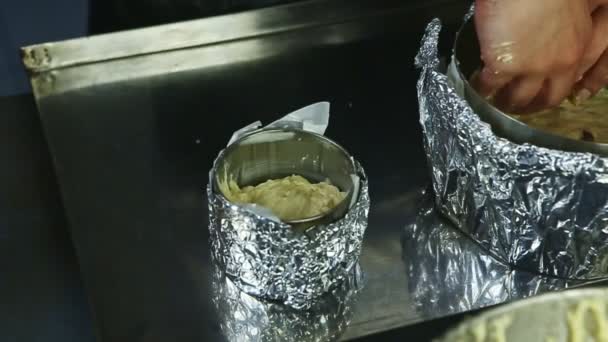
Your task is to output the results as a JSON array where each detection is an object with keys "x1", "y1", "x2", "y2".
[
  {"x1": 220, "y1": 175, "x2": 346, "y2": 221},
  {"x1": 452, "y1": 298, "x2": 608, "y2": 342},
  {"x1": 509, "y1": 89, "x2": 608, "y2": 143},
  {"x1": 473, "y1": 66, "x2": 608, "y2": 143}
]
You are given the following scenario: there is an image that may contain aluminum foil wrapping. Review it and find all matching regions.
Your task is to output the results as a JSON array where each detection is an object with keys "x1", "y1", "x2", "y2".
[
  {"x1": 211, "y1": 261, "x2": 362, "y2": 342},
  {"x1": 207, "y1": 103, "x2": 370, "y2": 310},
  {"x1": 416, "y1": 19, "x2": 608, "y2": 280},
  {"x1": 403, "y1": 190, "x2": 587, "y2": 317}
]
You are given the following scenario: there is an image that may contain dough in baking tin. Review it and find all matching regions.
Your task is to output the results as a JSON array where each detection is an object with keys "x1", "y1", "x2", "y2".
[
  {"x1": 567, "y1": 299, "x2": 608, "y2": 342},
  {"x1": 470, "y1": 68, "x2": 608, "y2": 143},
  {"x1": 509, "y1": 89, "x2": 608, "y2": 143},
  {"x1": 220, "y1": 175, "x2": 346, "y2": 221},
  {"x1": 451, "y1": 299, "x2": 608, "y2": 342}
]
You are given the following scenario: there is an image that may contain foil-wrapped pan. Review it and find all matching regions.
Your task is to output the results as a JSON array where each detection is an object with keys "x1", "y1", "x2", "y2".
[
  {"x1": 207, "y1": 103, "x2": 370, "y2": 310},
  {"x1": 416, "y1": 18, "x2": 608, "y2": 280}
]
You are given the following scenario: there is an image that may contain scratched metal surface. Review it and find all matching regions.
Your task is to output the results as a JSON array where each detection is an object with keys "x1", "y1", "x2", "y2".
[{"x1": 25, "y1": 1, "x2": 598, "y2": 341}]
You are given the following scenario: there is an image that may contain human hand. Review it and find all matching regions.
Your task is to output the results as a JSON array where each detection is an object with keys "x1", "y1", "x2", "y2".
[
  {"x1": 573, "y1": 4, "x2": 608, "y2": 102},
  {"x1": 473, "y1": 0, "x2": 593, "y2": 113}
]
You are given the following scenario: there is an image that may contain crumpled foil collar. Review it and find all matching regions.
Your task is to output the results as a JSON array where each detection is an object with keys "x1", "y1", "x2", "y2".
[
  {"x1": 416, "y1": 18, "x2": 608, "y2": 280},
  {"x1": 212, "y1": 262, "x2": 363, "y2": 342},
  {"x1": 207, "y1": 103, "x2": 370, "y2": 310}
]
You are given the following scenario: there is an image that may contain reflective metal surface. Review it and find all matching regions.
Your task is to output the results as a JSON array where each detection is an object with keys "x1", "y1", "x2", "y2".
[
  {"x1": 24, "y1": 0, "x2": 606, "y2": 341},
  {"x1": 23, "y1": 0, "x2": 467, "y2": 97},
  {"x1": 24, "y1": 0, "x2": 419, "y2": 73},
  {"x1": 405, "y1": 191, "x2": 589, "y2": 318}
]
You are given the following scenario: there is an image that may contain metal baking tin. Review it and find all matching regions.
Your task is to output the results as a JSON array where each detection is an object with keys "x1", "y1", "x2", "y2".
[
  {"x1": 207, "y1": 109, "x2": 370, "y2": 310},
  {"x1": 417, "y1": 16, "x2": 608, "y2": 280},
  {"x1": 212, "y1": 128, "x2": 358, "y2": 230},
  {"x1": 453, "y1": 18, "x2": 608, "y2": 156}
]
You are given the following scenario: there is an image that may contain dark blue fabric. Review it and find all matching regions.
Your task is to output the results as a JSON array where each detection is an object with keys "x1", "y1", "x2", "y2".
[{"x1": 0, "y1": 0, "x2": 88, "y2": 96}]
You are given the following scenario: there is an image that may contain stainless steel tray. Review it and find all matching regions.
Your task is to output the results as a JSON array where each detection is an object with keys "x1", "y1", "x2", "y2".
[{"x1": 21, "y1": 1, "x2": 599, "y2": 341}]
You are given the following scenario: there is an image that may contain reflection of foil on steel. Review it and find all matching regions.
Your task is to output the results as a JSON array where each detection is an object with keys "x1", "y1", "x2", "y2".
[
  {"x1": 416, "y1": 18, "x2": 608, "y2": 280},
  {"x1": 211, "y1": 261, "x2": 363, "y2": 342},
  {"x1": 403, "y1": 191, "x2": 587, "y2": 316}
]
